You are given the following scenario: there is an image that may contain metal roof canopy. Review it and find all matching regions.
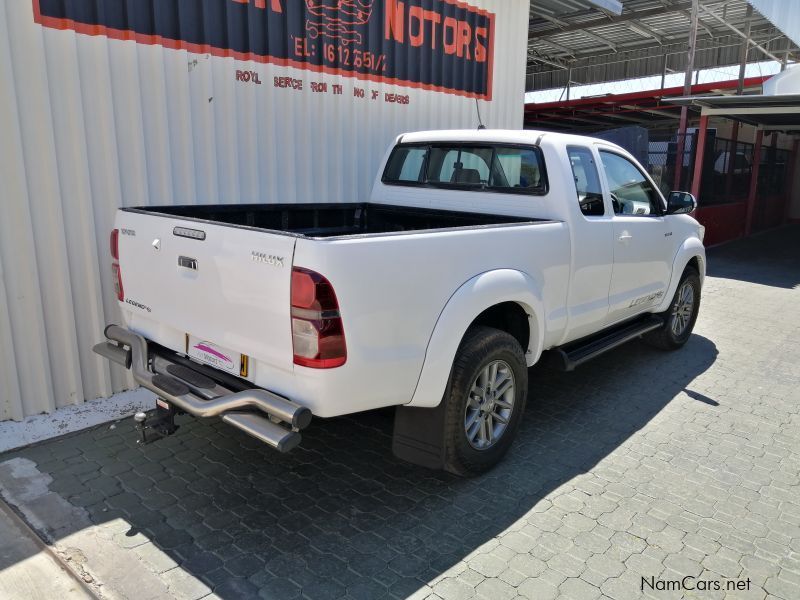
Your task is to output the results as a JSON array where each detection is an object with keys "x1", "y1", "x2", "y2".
[
  {"x1": 523, "y1": 75, "x2": 768, "y2": 130},
  {"x1": 665, "y1": 93, "x2": 800, "y2": 130},
  {"x1": 527, "y1": 0, "x2": 800, "y2": 92}
]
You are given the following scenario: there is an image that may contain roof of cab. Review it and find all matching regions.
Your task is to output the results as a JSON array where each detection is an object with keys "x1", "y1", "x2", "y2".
[{"x1": 398, "y1": 129, "x2": 623, "y2": 152}]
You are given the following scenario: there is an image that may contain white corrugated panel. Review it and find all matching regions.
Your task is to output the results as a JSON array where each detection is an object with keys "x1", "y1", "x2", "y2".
[
  {"x1": 0, "y1": 0, "x2": 528, "y2": 420},
  {"x1": 748, "y1": 0, "x2": 800, "y2": 48}
]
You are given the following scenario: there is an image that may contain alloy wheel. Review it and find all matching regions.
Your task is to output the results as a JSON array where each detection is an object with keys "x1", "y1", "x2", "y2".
[{"x1": 464, "y1": 360, "x2": 515, "y2": 450}]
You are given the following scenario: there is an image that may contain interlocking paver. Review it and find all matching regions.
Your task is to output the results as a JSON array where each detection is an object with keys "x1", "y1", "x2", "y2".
[
  {"x1": 432, "y1": 577, "x2": 475, "y2": 600},
  {"x1": 1, "y1": 227, "x2": 799, "y2": 600},
  {"x1": 560, "y1": 577, "x2": 602, "y2": 600},
  {"x1": 161, "y1": 567, "x2": 213, "y2": 600},
  {"x1": 517, "y1": 577, "x2": 558, "y2": 600},
  {"x1": 475, "y1": 577, "x2": 516, "y2": 600}
]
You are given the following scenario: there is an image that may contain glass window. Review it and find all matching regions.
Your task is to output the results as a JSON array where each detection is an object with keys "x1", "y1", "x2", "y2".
[
  {"x1": 567, "y1": 146, "x2": 604, "y2": 216},
  {"x1": 599, "y1": 151, "x2": 663, "y2": 216},
  {"x1": 427, "y1": 147, "x2": 493, "y2": 185},
  {"x1": 382, "y1": 144, "x2": 548, "y2": 195},
  {"x1": 490, "y1": 148, "x2": 544, "y2": 191},
  {"x1": 383, "y1": 146, "x2": 427, "y2": 183}
]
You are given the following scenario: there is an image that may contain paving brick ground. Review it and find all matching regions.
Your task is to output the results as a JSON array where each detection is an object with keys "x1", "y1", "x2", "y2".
[{"x1": 1, "y1": 225, "x2": 799, "y2": 600}]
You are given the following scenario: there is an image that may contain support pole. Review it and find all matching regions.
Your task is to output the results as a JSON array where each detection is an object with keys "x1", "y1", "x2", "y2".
[
  {"x1": 673, "y1": 0, "x2": 700, "y2": 191},
  {"x1": 661, "y1": 53, "x2": 668, "y2": 89},
  {"x1": 745, "y1": 129, "x2": 763, "y2": 236},
  {"x1": 725, "y1": 121, "x2": 740, "y2": 199},
  {"x1": 691, "y1": 114, "x2": 709, "y2": 199},
  {"x1": 737, "y1": 4, "x2": 753, "y2": 94},
  {"x1": 566, "y1": 66, "x2": 572, "y2": 101},
  {"x1": 784, "y1": 138, "x2": 799, "y2": 223}
]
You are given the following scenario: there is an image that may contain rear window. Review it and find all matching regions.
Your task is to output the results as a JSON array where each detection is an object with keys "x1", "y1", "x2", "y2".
[{"x1": 382, "y1": 143, "x2": 548, "y2": 195}]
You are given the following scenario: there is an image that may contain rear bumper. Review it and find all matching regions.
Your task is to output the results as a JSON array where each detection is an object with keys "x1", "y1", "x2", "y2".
[{"x1": 93, "y1": 325, "x2": 311, "y2": 452}]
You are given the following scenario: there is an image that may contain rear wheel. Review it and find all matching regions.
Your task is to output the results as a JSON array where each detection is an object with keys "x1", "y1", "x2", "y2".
[
  {"x1": 442, "y1": 326, "x2": 528, "y2": 476},
  {"x1": 644, "y1": 266, "x2": 701, "y2": 350}
]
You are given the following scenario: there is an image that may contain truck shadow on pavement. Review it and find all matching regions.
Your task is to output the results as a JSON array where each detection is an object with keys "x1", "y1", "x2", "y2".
[
  {"x1": 1, "y1": 335, "x2": 718, "y2": 599},
  {"x1": 705, "y1": 224, "x2": 800, "y2": 289}
]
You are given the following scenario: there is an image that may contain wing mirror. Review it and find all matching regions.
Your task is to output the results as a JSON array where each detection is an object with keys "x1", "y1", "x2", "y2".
[{"x1": 666, "y1": 191, "x2": 697, "y2": 215}]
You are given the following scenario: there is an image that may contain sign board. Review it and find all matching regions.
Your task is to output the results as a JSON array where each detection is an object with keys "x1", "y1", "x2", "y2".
[{"x1": 33, "y1": 0, "x2": 495, "y2": 99}]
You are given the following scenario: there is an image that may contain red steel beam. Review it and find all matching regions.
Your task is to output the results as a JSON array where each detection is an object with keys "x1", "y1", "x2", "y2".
[
  {"x1": 691, "y1": 114, "x2": 709, "y2": 198},
  {"x1": 745, "y1": 129, "x2": 764, "y2": 236},
  {"x1": 523, "y1": 76, "x2": 769, "y2": 114},
  {"x1": 725, "y1": 121, "x2": 740, "y2": 199},
  {"x1": 785, "y1": 138, "x2": 800, "y2": 224}
]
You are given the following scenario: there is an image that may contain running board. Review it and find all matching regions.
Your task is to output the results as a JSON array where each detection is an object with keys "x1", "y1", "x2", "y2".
[{"x1": 551, "y1": 316, "x2": 664, "y2": 371}]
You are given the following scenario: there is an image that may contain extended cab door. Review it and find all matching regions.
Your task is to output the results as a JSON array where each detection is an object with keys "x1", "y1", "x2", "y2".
[
  {"x1": 561, "y1": 145, "x2": 614, "y2": 342},
  {"x1": 596, "y1": 147, "x2": 672, "y2": 324}
]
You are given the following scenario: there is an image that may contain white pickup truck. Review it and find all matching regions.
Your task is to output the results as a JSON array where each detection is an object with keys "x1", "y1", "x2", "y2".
[{"x1": 94, "y1": 129, "x2": 705, "y2": 475}]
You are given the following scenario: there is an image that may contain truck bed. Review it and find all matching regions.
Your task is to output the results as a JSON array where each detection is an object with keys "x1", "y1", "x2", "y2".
[
  {"x1": 125, "y1": 203, "x2": 539, "y2": 238},
  {"x1": 113, "y1": 198, "x2": 569, "y2": 418}
]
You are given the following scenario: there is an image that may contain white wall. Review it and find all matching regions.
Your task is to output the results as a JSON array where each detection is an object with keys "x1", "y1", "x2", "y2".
[{"x1": 0, "y1": 0, "x2": 529, "y2": 420}]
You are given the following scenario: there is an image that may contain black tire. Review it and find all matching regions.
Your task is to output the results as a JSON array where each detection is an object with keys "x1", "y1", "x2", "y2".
[
  {"x1": 442, "y1": 326, "x2": 528, "y2": 476},
  {"x1": 644, "y1": 266, "x2": 701, "y2": 350}
]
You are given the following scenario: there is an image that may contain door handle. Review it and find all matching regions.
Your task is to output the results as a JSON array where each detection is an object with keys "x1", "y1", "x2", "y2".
[
  {"x1": 178, "y1": 256, "x2": 198, "y2": 270},
  {"x1": 618, "y1": 233, "x2": 633, "y2": 243}
]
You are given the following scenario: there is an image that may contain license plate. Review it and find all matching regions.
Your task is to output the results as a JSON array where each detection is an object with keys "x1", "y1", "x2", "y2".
[{"x1": 187, "y1": 335, "x2": 241, "y2": 375}]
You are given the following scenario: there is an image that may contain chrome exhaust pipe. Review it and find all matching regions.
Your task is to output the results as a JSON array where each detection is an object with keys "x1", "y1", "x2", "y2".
[
  {"x1": 149, "y1": 356, "x2": 311, "y2": 428},
  {"x1": 222, "y1": 413, "x2": 301, "y2": 453}
]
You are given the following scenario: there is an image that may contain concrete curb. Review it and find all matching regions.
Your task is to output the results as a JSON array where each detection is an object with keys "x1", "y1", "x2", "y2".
[
  {"x1": 0, "y1": 389, "x2": 154, "y2": 454},
  {"x1": 0, "y1": 457, "x2": 174, "y2": 600},
  {"x1": 0, "y1": 498, "x2": 96, "y2": 599}
]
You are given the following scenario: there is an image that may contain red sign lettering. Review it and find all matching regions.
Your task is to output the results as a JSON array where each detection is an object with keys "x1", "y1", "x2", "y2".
[
  {"x1": 273, "y1": 77, "x2": 303, "y2": 90},
  {"x1": 386, "y1": 0, "x2": 487, "y2": 63},
  {"x1": 231, "y1": 0, "x2": 282, "y2": 13}
]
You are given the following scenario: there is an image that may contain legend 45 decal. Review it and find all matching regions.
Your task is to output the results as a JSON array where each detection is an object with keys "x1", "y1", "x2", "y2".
[{"x1": 33, "y1": 0, "x2": 495, "y2": 99}]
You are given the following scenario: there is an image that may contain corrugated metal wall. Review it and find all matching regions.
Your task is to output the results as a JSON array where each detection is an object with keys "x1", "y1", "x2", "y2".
[
  {"x1": 0, "y1": 0, "x2": 529, "y2": 421},
  {"x1": 748, "y1": 0, "x2": 800, "y2": 48}
]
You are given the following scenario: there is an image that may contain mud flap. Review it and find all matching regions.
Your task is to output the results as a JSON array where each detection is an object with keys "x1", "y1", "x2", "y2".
[{"x1": 392, "y1": 402, "x2": 447, "y2": 470}]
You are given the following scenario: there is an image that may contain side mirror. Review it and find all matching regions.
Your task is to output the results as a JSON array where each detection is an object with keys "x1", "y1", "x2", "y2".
[{"x1": 666, "y1": 191, "x2": 697, "y2": 215}]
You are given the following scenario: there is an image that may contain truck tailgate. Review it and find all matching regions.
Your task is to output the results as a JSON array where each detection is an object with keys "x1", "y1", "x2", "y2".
[{"x1": 115, "y1": 210, "x2": 297, "y2": 374}]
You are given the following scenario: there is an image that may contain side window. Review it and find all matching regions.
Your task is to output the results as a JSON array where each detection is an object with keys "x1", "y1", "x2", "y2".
[
  {"x1": 566, "y1": 146, "x2": 604, "y2": 216},
  {"x1": 490, "y1": 148, "x2": 544, "y2": 191},
  {"x1": 598, "y1": 151, "x2": 663, "y2": 216}
]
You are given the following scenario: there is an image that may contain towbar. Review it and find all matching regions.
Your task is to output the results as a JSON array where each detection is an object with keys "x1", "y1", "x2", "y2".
[
  {"x1": 93, "y1": 340, "x2": 131, "y2": 369},
  {"x1": 93, "y1": 324, "x2": 311, "y2": 451}
]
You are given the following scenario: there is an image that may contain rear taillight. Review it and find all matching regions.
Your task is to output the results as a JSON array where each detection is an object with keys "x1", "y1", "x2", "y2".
[
  {"x1": 291, "y1": 267, "x2": 346, "y2": 368},
  {"x1": 110, "y1": 228, "x2": 119, "y2": 260},
  {"x1": 110, "y1": 229, "x2": 124, "y2": 301}
]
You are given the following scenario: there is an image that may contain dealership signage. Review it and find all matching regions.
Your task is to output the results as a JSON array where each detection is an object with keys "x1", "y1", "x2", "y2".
[{"x1": 33, "y1": 0, "x2": 495, "y2": 99}]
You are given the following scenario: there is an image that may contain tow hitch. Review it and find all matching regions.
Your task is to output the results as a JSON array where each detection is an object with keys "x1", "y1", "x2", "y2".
[
  {"x1": 133, "y1": 399, "x2": 180, "y2": 444},
  {"x1": 93, "y1": 325, "x2": 311, "y2": 452}
]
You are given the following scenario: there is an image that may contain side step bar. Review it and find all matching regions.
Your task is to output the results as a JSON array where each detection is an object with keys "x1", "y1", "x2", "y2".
[
  {"x1": 93, "y1": 325, "x2": 311, "y2": 452},
  {"x1": 551, "y1": 315, "x2": 664, "y2": 371}
]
